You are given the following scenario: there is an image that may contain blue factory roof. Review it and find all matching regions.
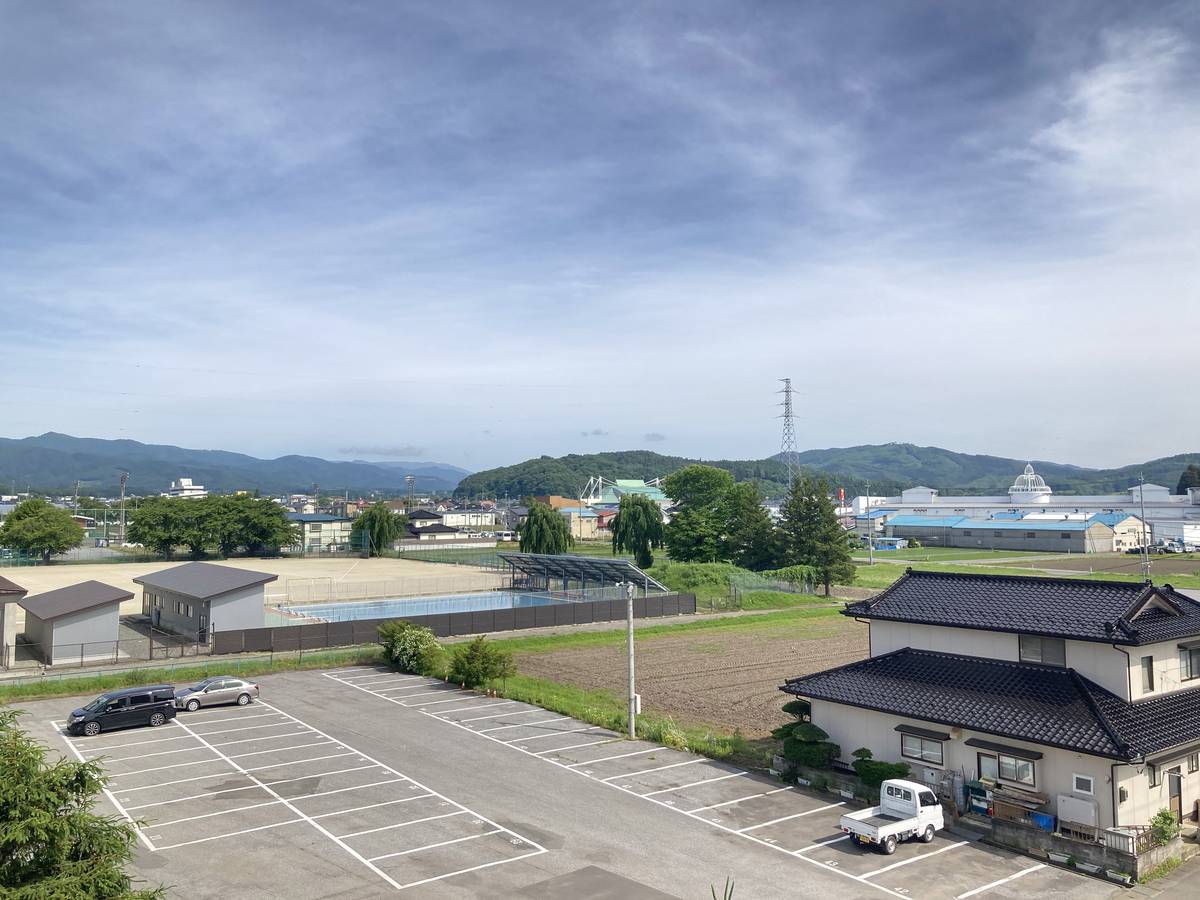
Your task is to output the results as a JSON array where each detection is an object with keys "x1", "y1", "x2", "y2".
[
  {"x1": 858, "y1": 508, "x2": 897, "y2": 520},
  {"x1": 886, "y1": 515, "x2": 967, "y2": 528},
  {"x1": 1087, "y1": 512, "x2": 1138, "y2": 527},
  {"x1": 972, "y1": 519, "x2": 1091, "y2": 532}
]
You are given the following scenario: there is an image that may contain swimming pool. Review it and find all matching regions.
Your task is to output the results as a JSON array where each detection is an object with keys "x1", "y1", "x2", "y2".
[{"x1": 276, "y1": 591, "x2": 565, "y2": 623}]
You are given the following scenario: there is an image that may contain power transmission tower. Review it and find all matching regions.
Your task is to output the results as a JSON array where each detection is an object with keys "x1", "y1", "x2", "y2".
[{"x1": 778, "y1": 378, "x2": 798, "y2": 488}]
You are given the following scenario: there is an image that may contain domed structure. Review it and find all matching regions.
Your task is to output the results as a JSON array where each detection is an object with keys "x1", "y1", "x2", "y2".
[{"x1": 1008, "y1": 463, "x2": 1053, "y2": 503}]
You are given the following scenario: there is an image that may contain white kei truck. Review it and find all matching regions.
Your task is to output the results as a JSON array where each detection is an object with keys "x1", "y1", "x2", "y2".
[{"x1": 839, "y1": 779, "x2": 945, "y2": 854}]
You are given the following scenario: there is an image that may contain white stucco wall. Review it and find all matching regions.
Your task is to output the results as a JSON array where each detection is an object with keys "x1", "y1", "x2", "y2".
[
  {"x1": 809, "y1": 699, "x2": 1118, "y2": 826},
  {"x1": 866, "y1": 622, "x2": 1130, "y2": 697},
  {"x1": 208, "y1": 584, "x2": 266, "y2": 631},
  {"x1": 1124, "y1": 637, "x2": 1194, "y2": 701}
]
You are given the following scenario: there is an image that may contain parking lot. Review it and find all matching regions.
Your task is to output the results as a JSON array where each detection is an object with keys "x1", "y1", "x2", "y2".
[{"x1": 16, "y1": 668, "x2": 1121, "y2": 898}]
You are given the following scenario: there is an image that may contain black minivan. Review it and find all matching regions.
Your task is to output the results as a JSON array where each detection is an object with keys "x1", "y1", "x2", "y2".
[{"x1": 66, "y1": 685, "x2": 178, "y2": 736}]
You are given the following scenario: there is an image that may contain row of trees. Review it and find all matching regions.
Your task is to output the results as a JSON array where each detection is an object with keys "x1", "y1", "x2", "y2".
[
  {"x1": 0, "y1": 499, "x2": 85, "y2": 561},
  {"x1": 127, "y1": 495, "x2": 298, "y2": 558},
  {"x1": 662, "y1": 465, "x2": 855, "y2": 594}
]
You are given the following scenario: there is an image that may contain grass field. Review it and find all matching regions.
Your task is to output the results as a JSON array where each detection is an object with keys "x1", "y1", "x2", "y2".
[{"x1": 852, "y1": 547, "x2": 1050, "y2": 562}]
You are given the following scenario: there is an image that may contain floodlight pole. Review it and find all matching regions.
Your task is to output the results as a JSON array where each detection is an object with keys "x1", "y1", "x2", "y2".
[
  {"x1": 625, "y1": 580, "x2": 637, "y2": 739},
  {"x1": 866, "y1": 480, "x2": 874, "y2": 566}
]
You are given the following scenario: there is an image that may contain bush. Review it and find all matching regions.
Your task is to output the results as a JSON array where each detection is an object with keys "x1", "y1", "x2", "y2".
[
  {"x1": 1149, "y1": 808, "x2": 1181, "y2": 846},
  {"x1": 378, "y1": 621, "x2": 440, "y2": 674},
  {"x1": 782, "y1": 736, "x2": 840, "y2": 768},
  {"x1": 853, "y1": 758, "x2": 911, "y2": 788},
  {"x1": 448, "y1": 636, "x2": 516, "y2": 689},
  {"x1": 781, "y1": 699, "x2": 811, "y2": 720},
  {"x1": 790, "y1": 722, "x2": 829, "y2": 743}
]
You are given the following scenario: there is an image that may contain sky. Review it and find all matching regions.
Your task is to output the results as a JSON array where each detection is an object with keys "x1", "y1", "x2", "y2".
[{"x1": 2, "y1": 1, "x2": 1198, "y2": 472}]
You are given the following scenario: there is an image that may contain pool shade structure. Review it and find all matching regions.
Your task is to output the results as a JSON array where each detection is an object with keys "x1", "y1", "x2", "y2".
[{"x1": 498, "y1": 552, "x2": 667, "y2": 596}]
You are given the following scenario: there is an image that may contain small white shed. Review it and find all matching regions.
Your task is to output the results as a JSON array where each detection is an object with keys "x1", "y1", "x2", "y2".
[{"x1": 19, "y1": 580, "x2": 132, "y2": 666}]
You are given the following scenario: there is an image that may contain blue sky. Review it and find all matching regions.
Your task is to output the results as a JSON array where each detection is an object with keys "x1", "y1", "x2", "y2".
[{"x1": 2, "y1": 1, "x2": 1197, "y2": 471}]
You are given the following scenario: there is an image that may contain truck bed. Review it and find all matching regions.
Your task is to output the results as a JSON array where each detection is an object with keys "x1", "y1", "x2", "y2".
[{"x1": 860, "y1": 813, "x2": 905, "y2": 828}]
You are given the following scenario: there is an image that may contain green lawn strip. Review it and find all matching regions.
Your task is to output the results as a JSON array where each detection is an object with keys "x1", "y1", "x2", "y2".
[
  {"x1": 737, "y1": 590, "x2": 838, "y2": 610},
  {"x1": 489, "y1": 672, "x2": 772, "y2": 768},
  {"x1": 481, "y1": 606, "x2": 842, "y2": 655},
  {"x1": 853, "y1": 548, "x2": 1051, "y2": 562},
  {"x1": 0, "y1": 646, "x2": 385, "y2": 705}
]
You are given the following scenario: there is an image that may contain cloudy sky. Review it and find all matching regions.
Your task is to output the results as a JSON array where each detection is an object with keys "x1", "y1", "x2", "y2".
[{"x1": 2, "y1": 1, "x2": 1197, "y2": 471}]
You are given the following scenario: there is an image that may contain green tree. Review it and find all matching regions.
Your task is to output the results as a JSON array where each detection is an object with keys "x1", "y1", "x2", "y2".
[
  {"x1": 208, "y1": 495, "x2": 298, "y2": 557},
  {"x1": 0, "y1": 499, "x2": 85, "y2": 562},
  {"x1": 351, "y1": 502, "x2": 407, "y2": 556},
  {"x1": 777, "y1": 474, "x2": 855, "y2": 596},
  {"x1": 717, "y1": 481, "x2": 779, "y2": 571},
  {"x1": 0, "y1": 708, "x2": 163, "y2": 898},
  {"x1": 448, "y1": 636, "x2": 516, "y2": 689},
  {"x1": 519, "y1": 502, "x2": 573, "y2": 554},
  {"x1": 126, "y1": 497, "x2": 181, "y2": 557},
  {"x1": 1177, "y1": 464, "x2": 1200, "y2": 496},
  {"x1": 611, "y1": 494, "x2": 664, "y2": 568},
  {"x1": 662, "y1": 465, "x2": 736, "y2": 562}
]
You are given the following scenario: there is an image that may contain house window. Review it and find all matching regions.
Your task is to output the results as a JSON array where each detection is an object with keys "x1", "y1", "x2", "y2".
[
  {"x1": 1141, "y1": 656, "x2": 1155, "y2": 693},
  {"x1": 901, "y1": 733, "x2": 943, "y2": 765},
  {"x1": 1019, "y1": 635, "x2": 1067, "y2": 667},
  {"x1": 1073, "y1": 774, "x2": 1095, "y2": 795},
  {"x1": 1188, "y1": 753, "x2": 1199, "y2": 774},
  {"x1": 1148, "y1": 764, "x2": 1159, "y2": 787},
  {"x1": 993, "y1": 531, "x2": 1002, "y2": 538},
  {"x1": 1181, "y1": 647, "x2": 1200, "y2": 681},
  {"x1": 1061, "y1": 532, "x2": 1072, "y2": 539},
  {"x1": 963, "y1": 530, "x2": 973, "y2": 537},
  {"x1": 978, "y1": 753, "x2": 999, "y2": 781},
  {"x1": 1025, "y1": 531, "x2": 1037, "y2": 539},
  {"x1": 998, "y1": 754, "x2": 1036, "y2": 786}
]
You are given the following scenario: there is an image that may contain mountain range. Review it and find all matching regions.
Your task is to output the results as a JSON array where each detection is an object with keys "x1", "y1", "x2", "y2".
[
  {"x1": 0, "y1": 433, "x2": 469, "y2": 496},
  {"x1": 454, "y1": 444, "x2": 1200, "y2": 499}
]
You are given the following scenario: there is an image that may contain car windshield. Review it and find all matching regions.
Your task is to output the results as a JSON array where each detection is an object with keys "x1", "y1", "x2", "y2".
[
  {"x1": 188, "y1": 678, "x2": 216, "y2": 691},
  {"x1": 84, "y1": 695, "x2": 110, "y2": 712}
]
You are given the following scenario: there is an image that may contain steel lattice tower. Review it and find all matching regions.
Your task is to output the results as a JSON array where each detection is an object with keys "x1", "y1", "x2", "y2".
[{"x1": 778, "y1": 378, "x2": 798, "y2": 488}]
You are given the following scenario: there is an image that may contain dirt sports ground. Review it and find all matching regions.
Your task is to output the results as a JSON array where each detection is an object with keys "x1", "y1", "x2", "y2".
[{"x1": 515, "y1": 612, "x2": 868, "y2": 737}]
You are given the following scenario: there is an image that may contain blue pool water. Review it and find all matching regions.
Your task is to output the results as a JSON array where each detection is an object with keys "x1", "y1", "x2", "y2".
[{"x1": 278, "y1": 591, "x2": 564, "y2": 623}]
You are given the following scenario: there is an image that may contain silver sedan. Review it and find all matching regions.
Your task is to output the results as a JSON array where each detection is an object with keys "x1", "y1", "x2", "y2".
[{"x1": 175, "y1": 676, "x2": 260, "y2": 711}]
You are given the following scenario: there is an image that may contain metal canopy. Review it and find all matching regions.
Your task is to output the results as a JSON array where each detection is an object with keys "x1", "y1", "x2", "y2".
[{"x1": 498, "y1": 552, "x2": 668, "y2": 592}]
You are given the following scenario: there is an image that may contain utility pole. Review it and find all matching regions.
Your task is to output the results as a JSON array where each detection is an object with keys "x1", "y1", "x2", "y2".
[
  {"x1": 624, "y1": 580, "x2": 637, "y2": 739},
  {"x1": 118, "y1": 471, "x2": 129, "y2": 544},
  {"x1": 1139, "y1": 474, "x2": 1151, "y2": 581},
  {"x1": 73, "y1": 480, "x2": 80, "y2": 511},
  {"x1": 778, "y1": 378, "x2": 798, "y2": 489},
  {"x1": 866, "y1": 480, "x2": 874, "y2": 566}
]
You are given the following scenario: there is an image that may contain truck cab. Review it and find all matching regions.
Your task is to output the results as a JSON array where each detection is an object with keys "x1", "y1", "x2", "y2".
[{"x1": 839, "y1": 779, "x2": 944, "y2": 854}]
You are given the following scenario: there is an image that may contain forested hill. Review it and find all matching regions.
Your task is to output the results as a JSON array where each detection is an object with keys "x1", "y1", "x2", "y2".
[
  {"x1": 455, "y1": 445, "x2": 1200, "y2": 500},
  {"x1": 787, "y1": 444, "x2": 1200, "y2": 495},
  {"x1": 453, "y1": 451, "x2": 893, "y2": 500},
  {"x1": 0, "y1": 433, "x2": 469, "y2": 496}
]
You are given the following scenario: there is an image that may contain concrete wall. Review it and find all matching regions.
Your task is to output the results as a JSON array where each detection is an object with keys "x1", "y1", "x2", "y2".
[
  {"x1": 887, "y1": 522, "x2": 1113, "y2": 553},
  {"x1": 208, "y1": 584, "x2": 265, "y2": 631},
  {"x1": 22, "y1": 610, "x2": 49, "y2": 652},
  {"x1": 867, "y1": 622, "x2": 1130, "y2": 697},
  {"x1": 990, "y1": 819, "x2": 1183, "y2": 880},
  {"x1": 809, "y1": 699, "x2": 1117, "y2": 826}
]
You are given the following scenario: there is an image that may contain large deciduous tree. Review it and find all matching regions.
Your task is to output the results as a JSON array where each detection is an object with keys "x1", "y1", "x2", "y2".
[
  {"x1": 717, "y1": 481, "x2": 779, "y2": 571},
  {"x1": 0, "y1": 708, "x2": 163, "y2": 898},
  {"x1": 519, "y1": 501, "x2": 573, "y2": 554},
  {"x1": 0, "y1": 499, "x2": 85, "y2": 562},
  {"x1": 662, "y1": 465, "x2": 736, "y2": 562},
  {"x1": 351, "y1": 502, "x2": 407, "y2": 556},
  {"x1": 610, "y1": 494, "x2": 664, "y2": 568},
  {"x1": 777, "y1": 474, "x2": 855, "y2": 595},
  {"x1": 1177, "y1": 464, "x2": 1200, "y2": 496}
]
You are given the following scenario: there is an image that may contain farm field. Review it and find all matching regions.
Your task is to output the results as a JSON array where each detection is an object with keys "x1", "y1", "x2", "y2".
[
  {"x1": 507, "y1": 608, "x2": 866, "y2": 738},
  {"x1": 852, "y1": 547, "x2": 1050, "y2": 562}
]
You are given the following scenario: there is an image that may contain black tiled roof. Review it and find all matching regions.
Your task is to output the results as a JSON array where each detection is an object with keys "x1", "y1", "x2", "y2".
[
  {"x1": 1096, "y1": 688, "x2": 1200, "y2": 756},
  {"x1": 844, "y1": 570, "x2": 1200, "y2": 646}
]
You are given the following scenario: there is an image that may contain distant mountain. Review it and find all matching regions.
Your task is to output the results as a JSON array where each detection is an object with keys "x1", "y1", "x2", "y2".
[
  {"x1": 455, "y1": 444, "x2": 1200, "y2": 501},
  {"x1": 453, "y1": 450, "x2": 895, "y2": 500},
  {"x1": 0, "y1": 433, "x2": 469, "y2": 496},
  {"x1": 781, "y1": 443, "x2": 1200, "y2": 495}
]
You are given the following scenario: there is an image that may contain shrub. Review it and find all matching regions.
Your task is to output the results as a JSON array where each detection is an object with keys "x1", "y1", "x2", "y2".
[
  {"x1": 809, "y1": 774, "x2": 830, "y2": 792},
  {"x1": 853, "y1": 758, "x2": 911, "y2": 787},
  {"x1": 782, "y1": 736, "x2": 840, "y2": 768},
  {"x1": 781, "y1": 699, "x2": 811, "y2": 720},
  {"x1": 1149, "y1": 808, "x2": 1181, "y2": 846},
  {"x1": 378, "y1": 621, "x2": 440, "y2": 674},
  {"x1": 448, "y1": 636, "x2": 516, "y2": 689},
  {"x1": 790, "y1": 722, "x2": 829, "y2": 743}
]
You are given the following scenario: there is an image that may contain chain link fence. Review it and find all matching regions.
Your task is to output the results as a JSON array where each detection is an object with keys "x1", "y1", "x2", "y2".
[{"x1": 4, "y1": 620, "x2": 211, "y2": 670}]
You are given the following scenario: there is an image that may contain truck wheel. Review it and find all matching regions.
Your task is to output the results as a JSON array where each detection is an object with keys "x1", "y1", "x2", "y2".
[
  {"x1": 882, "y1": 836, "x2": 897, "y2": 855},
  {"x1": 921, "y1": 825, "x2": 935, "y2": 843}
]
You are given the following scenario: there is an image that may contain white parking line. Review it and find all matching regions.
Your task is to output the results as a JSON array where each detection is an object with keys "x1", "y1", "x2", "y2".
[
  {"x1": 738, "y1": 802, "x2": 845, "y2": 832},
  {"x1": 108, "y1": 756, "x2": 226, "y2": 776},
  {"x1": 244, "y1": 751, "x2": 358, "y2": 774},
  {"x1": 183, "y1": 711, "x2": 281, "y2": 726},
  {"x1": 640, "y1": 771, "x2": 747, "y2": 797},
  {"x1": 368, "y1": 828, "x2": 500, "y2": 862},
  {"x1": 396, "y1": 851, "x2": 548, "y2": 891},
  {"x1": 452, "y1": 705, "x2": 539, "y2": 723},
  {"x1": 53, "y1": 723, "x2": 157, "y2": 852},
  {"x1": 326, "y1": 681, "x2": 908, "y2": 900},
  {"x1": 535, "y1": 738, "x2": 616, "y2": 754},
  {"x1": 311, "y1": 794, "x2": 433, "y2": 820},
  {"x1": 477, "y1": 716, "x2": 572, "y2": 733},
  {"x1": 210, "y1": 728, "x2": 311, "y2": 748},
  {"x1": 153, "y1": 818, "x2": 307, "y2": 851},
  {"x1": 123, "y1": 765, "x2": 381, "y2": 811},
  {"x1": 187, "y1": 720, "x2": 298, "y2": 738},
  {"x1": 567, "y1": 748, "x2": 656, "y2": 767},
  {"x1": 227, "y1": 739, "x2": 335, "y2": 760},
  {"x1": 81, "y1": 732, "x2": 193, "y2": 752},
  {"x1": 793, "y1": 834, "x2": 851, "y2": 854},
  {"x1": 339, "y1": 810, "x2": 467, "y2": 839},
  {"x1": 860, "y1": 841, "x2": 968, "y2": 878},
  {"x1": 433, "y1": 700, "x2": 518, "y2": 715},
  {"x1": 506, "y1": 726, "x2": 609, "y2": 744},
  {"x1": 402, "y1": 695, "x2": 481, "y2": 708},
  {"x1": 375, "y1": 684, "x2": 449, "y2": 696},
  {"x1": 955, "y1": 863, "x2": 1046, "y2": 899},
  {"x1": 687, "y1": 786, "x2": 792, "y2": 814},
  {"x1": 104, "y1": 743, "x2": 214, "y2": 762},
  {"x1": 600, "y1": 758, "x2": 704, "y2": 781}
]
